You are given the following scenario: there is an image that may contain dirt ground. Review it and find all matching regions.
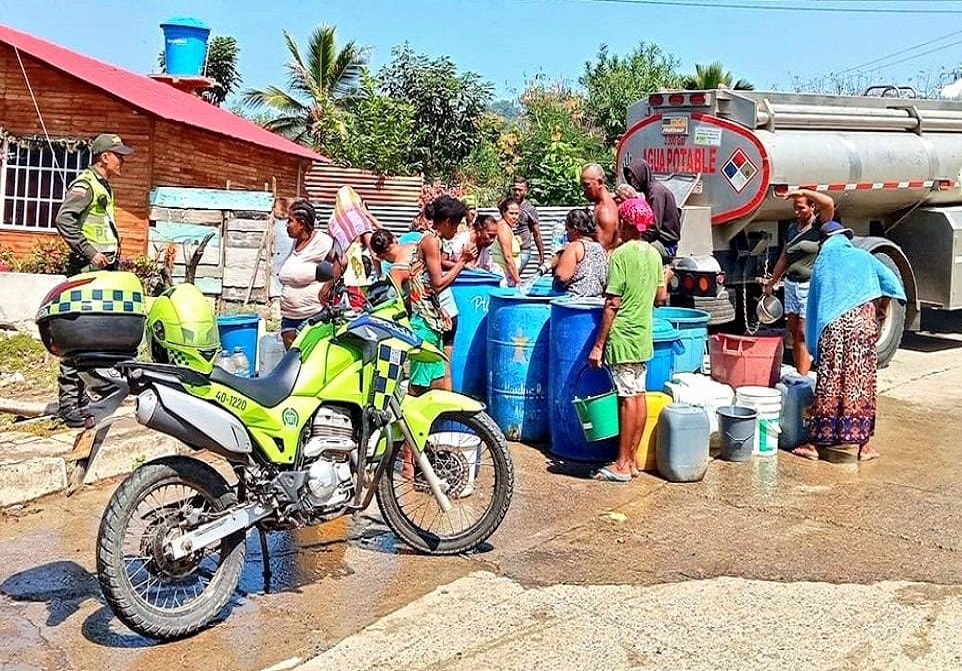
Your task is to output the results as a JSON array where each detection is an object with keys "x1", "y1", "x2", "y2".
[{"x1": 1, "y1": 316, "x2": 961, "y2": 671}]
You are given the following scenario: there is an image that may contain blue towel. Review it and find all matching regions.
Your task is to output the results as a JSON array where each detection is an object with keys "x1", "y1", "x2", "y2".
[{"x1": 806, "y1": 234, "x2": 906, "y2": 360}]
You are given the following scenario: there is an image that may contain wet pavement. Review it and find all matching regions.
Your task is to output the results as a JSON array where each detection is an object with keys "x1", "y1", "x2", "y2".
[{"x1": 1, "y1": 324, "x2": 962, "y2": 670}]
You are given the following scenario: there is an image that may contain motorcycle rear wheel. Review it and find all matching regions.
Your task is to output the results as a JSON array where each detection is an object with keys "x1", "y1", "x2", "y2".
[
  {"x1": 96, "y1": 456, "x2": 246, "y2": 640},
  {"x1": 376, "y1": 410, "x2": 514, "y2": 555}
]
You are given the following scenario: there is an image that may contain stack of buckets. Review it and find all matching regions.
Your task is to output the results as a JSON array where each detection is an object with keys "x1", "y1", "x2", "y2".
[{"x1": 733, "y1": 386, "x2": 782, "y2": 458}]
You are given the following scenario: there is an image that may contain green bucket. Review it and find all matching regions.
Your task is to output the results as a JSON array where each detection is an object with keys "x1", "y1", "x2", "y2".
[{"x1": 571, "y1": 367, "x2": 620, "y2": 442}]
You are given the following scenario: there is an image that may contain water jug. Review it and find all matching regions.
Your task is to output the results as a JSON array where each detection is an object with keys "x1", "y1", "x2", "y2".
[
  {"x1": 216, "y1": 350, "x2": 235, "y2": 373},
  {"x1": 258, "y1": 332, "x2": 285, "y2": 376},
  {"x1": 776, "y1": 374, "x2": 815, "y2": 449},
  {"x1": 230, "y1": 346, "x2": 251, "y2": 378},
  {"x1": 655, "y1": 402, "x2": 711, "y2": 482}
]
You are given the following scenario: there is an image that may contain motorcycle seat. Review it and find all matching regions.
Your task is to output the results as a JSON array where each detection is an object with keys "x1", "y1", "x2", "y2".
[{"x1": 210, "y1": 347, "x2": 302, "y2": 408}]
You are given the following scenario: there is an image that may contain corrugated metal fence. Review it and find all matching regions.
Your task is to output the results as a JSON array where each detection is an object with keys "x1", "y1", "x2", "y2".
[{"x1": 305, "y1": 165, "x2": 423, "y2": 205}]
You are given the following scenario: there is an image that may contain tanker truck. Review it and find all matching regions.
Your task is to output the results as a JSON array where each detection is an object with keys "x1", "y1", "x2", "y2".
[{"x1": 617, "y1": 87, "x2": 962, "y2": 366}]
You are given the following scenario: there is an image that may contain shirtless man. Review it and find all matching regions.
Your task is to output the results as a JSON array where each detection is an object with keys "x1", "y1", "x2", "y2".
[{"x1": 580, "y1": 163, "x2": 619, "y2": 251}]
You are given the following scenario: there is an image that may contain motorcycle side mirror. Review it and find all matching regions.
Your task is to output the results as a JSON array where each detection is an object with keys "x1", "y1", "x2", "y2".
[{"x1": 315, "y1": 261, "x2": 335, "y2": 282}]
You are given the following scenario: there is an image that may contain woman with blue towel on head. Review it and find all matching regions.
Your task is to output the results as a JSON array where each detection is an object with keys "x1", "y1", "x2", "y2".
[{"x1": 792, "y1": 222, "x2": 905, "y2": 462}]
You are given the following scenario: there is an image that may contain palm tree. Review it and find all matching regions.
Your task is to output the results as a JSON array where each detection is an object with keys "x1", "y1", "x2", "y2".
[
  {"x1": 682, "y1": 62, "x2": 754, "y2": 91},
  {"x1": 242, "y1": 25, "x2": 369, "y2": 149}
]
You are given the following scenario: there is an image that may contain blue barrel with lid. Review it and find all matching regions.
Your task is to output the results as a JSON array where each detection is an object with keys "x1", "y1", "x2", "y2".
[
  {"x1": 487, "y1": 288, "x2": 554, "y2": 442},
  {"x1": 646, "y1": 318, "x2": 686, "y2": 392},
  {"x1": 160, "y1": 17, "x2": 211, "y2": 76},
  {"x1": 656, "y1": 402, "x2": 711, "y2": 482},
  {"x1": 450, "y1": 269, "x2": 501, "y2": 400},
  {"x1": 547, "y1": 297, "x2": 618, "y2": 462},
  {"x1": 654, "y1": 306, "x2": 710, "y2": 373},
  {"x1": 216, "y1": 314, "x2": 258, "y2": 377}
]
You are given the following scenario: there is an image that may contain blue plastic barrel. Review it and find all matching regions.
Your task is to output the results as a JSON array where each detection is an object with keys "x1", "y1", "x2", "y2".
[
  {"x1": 487, "y1": 289, "x2": 554, "y2": 442},
  {"x1": 647, "y1": 318, "x2": 685, "y2": 392},
  {"x1": 161, "y1": 17, "x2": 211, "y2": 76},
  {"x1": 654, "y1": 306, "x2": 710, "y2": 373},
  {"x1": 548, "y1": 297, "x2": 618, "y2": 462},
  {"x1": 450, "y1": 269, "x2": 501, "y2": 400},
  {"x1": 217, "y1": 314, "x2": 258, "y2": 377}
]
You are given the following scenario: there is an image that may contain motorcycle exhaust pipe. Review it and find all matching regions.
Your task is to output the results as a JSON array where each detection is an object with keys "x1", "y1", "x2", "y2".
[{"x1": 136, "y1": 386, "x2": 252, "y2": 457}]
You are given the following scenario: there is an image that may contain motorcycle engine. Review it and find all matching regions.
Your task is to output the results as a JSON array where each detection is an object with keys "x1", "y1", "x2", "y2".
[{"x1": 301, "y1": 405, "x2": 357, "y2": 509}]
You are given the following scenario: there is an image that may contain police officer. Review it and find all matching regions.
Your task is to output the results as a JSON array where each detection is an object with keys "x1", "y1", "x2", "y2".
[{"x1": 53, "y1": 132, "x2": 133, "y2": 426}]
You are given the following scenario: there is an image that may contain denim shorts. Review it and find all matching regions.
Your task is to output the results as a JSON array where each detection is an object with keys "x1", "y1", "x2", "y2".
[
  {"x1": 783, "y1": 278, "x2": 810, "y2": 318},
  {"x1": 280, "y1": 316, "x2": 308, "y2": 333}
]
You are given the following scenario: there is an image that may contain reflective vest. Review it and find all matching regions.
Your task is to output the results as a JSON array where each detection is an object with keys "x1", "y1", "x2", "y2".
[{"x1": 71, "y1": 168, "x2": 119, "y2": 256}]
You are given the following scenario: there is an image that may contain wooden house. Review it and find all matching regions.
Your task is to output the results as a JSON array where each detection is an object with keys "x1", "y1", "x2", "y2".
[{"x1": 0, "y1": 24, "x2": 322, "y2": 260}]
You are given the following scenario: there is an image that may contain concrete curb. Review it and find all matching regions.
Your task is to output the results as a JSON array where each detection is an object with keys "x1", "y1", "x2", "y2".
[{"x1": 0, "y1": 412, "x2": 185, "y2": 508}]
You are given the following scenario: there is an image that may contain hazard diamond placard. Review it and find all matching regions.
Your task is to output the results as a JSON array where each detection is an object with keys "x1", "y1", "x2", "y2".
[{"x1": 722, "y1": 148, "x2": 758, "y2": 193}]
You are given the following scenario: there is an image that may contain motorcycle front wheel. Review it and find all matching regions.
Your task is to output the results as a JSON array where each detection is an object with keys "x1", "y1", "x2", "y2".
[
  {"x1": 376, "y1": 410, "x2": 514, "y2": 555},
  {"x1": 96, "y1": 456, "x2": 246, "y2": 640}
]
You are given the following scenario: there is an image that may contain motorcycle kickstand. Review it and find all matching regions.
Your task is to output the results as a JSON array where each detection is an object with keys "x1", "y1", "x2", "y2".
[{"x1": 258, "y1": 526, "x2": 272, "y2": 593}]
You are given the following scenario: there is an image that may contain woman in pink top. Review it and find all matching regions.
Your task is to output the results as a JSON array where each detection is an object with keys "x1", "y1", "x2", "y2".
[{"x1": 278, "y1": 200, "x2": 335, "y2": 349}]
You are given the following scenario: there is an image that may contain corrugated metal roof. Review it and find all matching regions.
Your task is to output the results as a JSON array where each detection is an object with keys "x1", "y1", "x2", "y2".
[
  {"x1": 305, "y1": 164, "x2": 423, "y2": 206},
  {"x1": 0, "y1": 24, "x2": 323, "y2": 162}
]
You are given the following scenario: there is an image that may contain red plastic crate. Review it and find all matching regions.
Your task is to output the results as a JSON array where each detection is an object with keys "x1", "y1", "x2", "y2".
[{"x1": 708, "y1": 334, "x2": 784, "y2": 388}]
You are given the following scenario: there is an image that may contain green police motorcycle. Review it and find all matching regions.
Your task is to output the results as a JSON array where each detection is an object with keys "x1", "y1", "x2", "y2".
[{"x1": 36, "y1": 265, "x2": 513, "y2": 641}]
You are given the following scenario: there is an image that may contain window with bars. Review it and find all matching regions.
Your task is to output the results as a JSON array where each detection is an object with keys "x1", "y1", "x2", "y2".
[{"x1": 0, "y1": 140, "x2": 93, "y2": 231}]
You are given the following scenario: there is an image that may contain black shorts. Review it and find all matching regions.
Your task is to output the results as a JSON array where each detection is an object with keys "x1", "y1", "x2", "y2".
[{"x1": 442, "y1": 315, "x2": 459, "y2": 346}]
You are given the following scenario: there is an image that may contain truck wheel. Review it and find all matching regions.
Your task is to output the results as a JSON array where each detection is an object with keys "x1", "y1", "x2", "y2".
[
  {"x1": 693, "y1": 289, "x2": 736, "y2": 325},
  {"x1": 873, "y1": 251, "x2": 905, "y2": 369}
]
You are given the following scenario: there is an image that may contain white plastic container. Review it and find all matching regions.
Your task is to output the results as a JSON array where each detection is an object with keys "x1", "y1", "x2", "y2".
[
  {"x1": 258, "y1": 332, "x2": 286, "y2": 376},
  {"x1": 665, "y1": 372, "x2": 734, "y2": 434},
  {"x1": 735, "y1": 385, "x2": 782, "y2": 457}
]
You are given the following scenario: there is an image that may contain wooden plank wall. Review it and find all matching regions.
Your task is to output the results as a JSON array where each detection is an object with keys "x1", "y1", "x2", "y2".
[
  {"x1": 152, "y1": 120, "x2": 309, "y2": 199},
  {"x1": 148, "y1": 206, "x2": 224, "y2": 296},
  {"x1": 0, "y1": 44, "x2": 151, "y2": 258},
  {"x1": 222, "y1": 210, "x2": 274, "y2": 303},
  {"x1": 0, "y1": 44, "x2": 312, "y2": 261}
]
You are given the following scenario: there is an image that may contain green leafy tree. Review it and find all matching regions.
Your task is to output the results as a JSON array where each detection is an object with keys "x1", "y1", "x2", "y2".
[
  {"x1": 378, "y1": 45, "x2": 493, "y2": 181},
  {"x1": 242, "y1": 25, "x2": 369, "y2": 151},
  {"x1": 683, "y1": 62, "x2": 754, "y2": 91},
  {"x1": 329, "y1": 73, "x2": 417, "y2": 175},
  {"x1": 458, "y1": 112, "x2": 511, "y2": 203},
  {"x1": 158, "y1": 35, "x2": 242, "y2": 106},
  {"x1": 512, "y1": 78, "x2": 609, "y2": 205},
  {"x1": 580, "y1": 43, "x2": 681, "y2": 145},
  {"x1": 201, "y1": 36, "x2": 242, "y2": 105}
]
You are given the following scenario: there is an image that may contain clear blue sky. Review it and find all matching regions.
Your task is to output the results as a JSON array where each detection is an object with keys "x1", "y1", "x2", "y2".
[{"x1": 4, "y1": 0, "x2": 962, "y2": 101}]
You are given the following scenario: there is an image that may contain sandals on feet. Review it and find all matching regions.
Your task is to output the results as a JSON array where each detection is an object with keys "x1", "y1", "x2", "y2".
[
  {"x1": 858, "y1": 446, "x2": 880, "y2": 462},
  {"x1": 592, "y1": 466, "x2": 631, "y2": 483},
  {"x1": 791, "y1": 445, "x2": 820, "y2": 461}
]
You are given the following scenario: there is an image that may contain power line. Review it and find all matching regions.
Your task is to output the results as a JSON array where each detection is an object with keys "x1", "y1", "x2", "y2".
[
  {"x1": 835, "y1": 28, "x2": 962, "y2": 74},
  {"x1": 859, "y1": 36, "x2": 962, "y2": 71},
  {"x1": 575, "y1": 0, "x2": 962, "y2": 13}
]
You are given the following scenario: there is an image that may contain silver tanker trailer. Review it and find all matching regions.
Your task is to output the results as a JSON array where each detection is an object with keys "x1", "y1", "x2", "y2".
[{"x1": 618, "y1": 87, "x2": 962, "y2": 366}]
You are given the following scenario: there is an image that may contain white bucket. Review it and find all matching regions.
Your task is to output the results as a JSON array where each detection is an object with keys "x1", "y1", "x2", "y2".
[
  {"x1": 735, "y1": 385, "x2": 782, "y2": 457},
  {"x1": 665, "y1": 373, "x2": 734, "y2": 434}
]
